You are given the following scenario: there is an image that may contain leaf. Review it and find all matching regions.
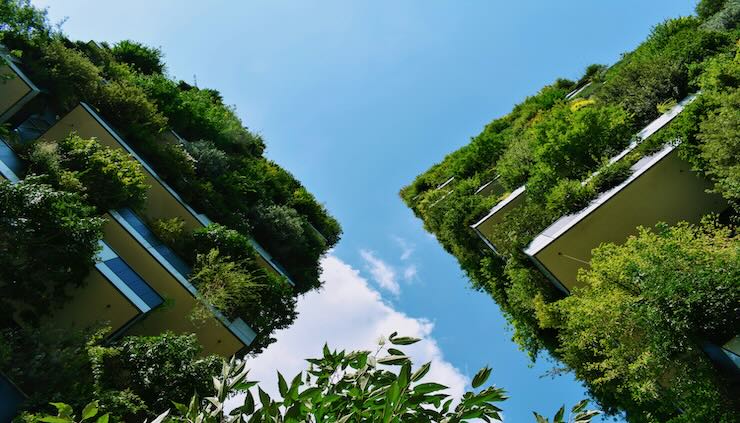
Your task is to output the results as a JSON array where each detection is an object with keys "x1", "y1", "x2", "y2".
[
  {"x1": 95, "y1": 414, "x2": 109, "y2": 423},
  {"x1": 389, "y1": 336, "x2": 420, "y2": 345},
  {"x1": 387, "y1": 348, "x2": 405, "y2": 356},
  {"x1": 377, "y1": 355, "x2": 410, "y2": 365},
  {"x1": 50, "y1": 403, "x2": 74, "y2": 418},
  {"x1": 298, "y1": 387, "x2": 322, "y2": 400},
  {"x1": 471, "y1": 366, "x2": 492, "y2": 389},
  {"x1": 413, "y1": 382, "x2": 448, "y2": 394},
  {"x1": 39, "y1": 418, "x2": 71, "y2": 423},
  {"x1": 533, "y1": 412, "x2": 549, "y2": 423},
  {"x1": 258, "y1": 387, "x2": 271, "y2": 407},
  {"x1": 278, "y1": 371, "x2": 288, "y2": 398},
  {"x1": 172, "y1": 401, "x2": 188, "y2": 415},
  {"x1": 398, "y1": 362, "x2": 411, "y2": 390},
  {"x1": 575, "y1": 410, "x2": 602, "y2": 422},
  {"x1": 81, "y1": 402, "x2": 99, "y2": 421},
  {"x1": 571, "y1": 399, "x2": 588, "y2": 413},
  {"x1": 150, "y1": 409, "x2": 169, "y2": 423},
  {"x1": 411, "y1": 362, "x2": 431, "y2": 381},
  {"x1": 554, "y1": 406, "x2": 565, "y2": 423}
]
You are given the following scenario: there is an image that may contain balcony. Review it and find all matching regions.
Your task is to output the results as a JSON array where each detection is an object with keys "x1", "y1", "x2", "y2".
[
  {"x1": 474, "y1": 175, "x2": 506, "y2": 198},
  {"x1": 0, "y1": 138, "x2": 23, "y2": 182},
  {"x1": 38, "y1": 103, "x2": 208, "y2": 231},
  {"x1": 0, "y1": 54, "x2": 40, "y2": 124},
  {"x1": 470, "y1": 186, "x2": 527, "y2": 255},
  {"x1": 523, "y1": 95, "x2": 714, "y2": 293},
  {"x1": 51, "y1": 240, "x2": 162, "y2": 336},
  {"x1": 106, "y1": 209, "x2": 256, "y2": 356},
  {"x1": 38, "y1": 104, "x2": 294, "y2": 287},
  {"x1": 524, "y1": 143, "x2": 727, "y2": 293}
]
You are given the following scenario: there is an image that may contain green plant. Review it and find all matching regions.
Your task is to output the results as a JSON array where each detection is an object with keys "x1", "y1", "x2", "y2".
[
  {"x1": 24, "y1": 401, "x2": 109, "y2": 423},
  {"x1": 0, "y1": 178, "x2": 103, "y2": 324},
  {"x1": 551, "y1": 221, "x2": 739, "y2": 420},
  {"x1": 27, "y1": 134, "x2": 149, "y2": 210},
  {"x1": 533, "y1": 400, "x2": 600, "y2": 423},
  {"x1": 111, "y1": 40, "x2": 164, "y2": 75},
  {"x1": 156, "y1": 333, "x2": 600, "y2": 423},
  {"x1": 87, "y1": 332, "x2": 221, "y2": 420},
  {"x1": 189, "y1": 249, "x2": 261, "y2": 321}
]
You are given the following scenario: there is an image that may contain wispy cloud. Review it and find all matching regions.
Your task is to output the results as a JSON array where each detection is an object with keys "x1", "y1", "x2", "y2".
[
  {"x1": 403, "y1": 264, "x2": 418, "y2": 281},
  {"x1": 360, "y1": 249, "x2": 400, "y2": 296},
  {"x1": 392, "y1": 236, "x2": 415, "y2": 261}
]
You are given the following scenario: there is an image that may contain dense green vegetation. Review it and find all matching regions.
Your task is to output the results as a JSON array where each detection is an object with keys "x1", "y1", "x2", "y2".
[
  {"x1": 20, "y1": 331, "x2": 601, "y2": 423},
  {"x1": 0, "y1": 178, "x2": 103, "y2": 325},
  {"x1": 401, "y1": 1, "x2": 740, "y2": 420},
  {"x1": 0, "y1": 0, "x2": 340, "y2": 357},
  {"x1": 0, "y1": 0, "x2": 342, "y2": 417},
  {"x1": 1, "y1": 328, "x2": 222, "y2": 421}
]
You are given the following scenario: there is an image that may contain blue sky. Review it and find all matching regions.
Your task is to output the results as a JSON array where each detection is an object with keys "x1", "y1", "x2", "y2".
[{"x1": 36, "y1": 1, "x2": 697, "y2": 420}]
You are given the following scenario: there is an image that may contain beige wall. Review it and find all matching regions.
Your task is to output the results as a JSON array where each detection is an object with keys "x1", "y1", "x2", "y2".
[
  {"x1": 535, "y1": 150, "x2": 727, "y2": 291},
  {"x1": 102, "y1": 216, "x2": 244, "y2": 356},
  {"x1": 50, "y1": 268, "x2": 140, "y2": 333},
  {"x1": 40, "y1": 105, "x2": 203, "y2": 231},
  {"x1": 0, "y1": 64, "x2": 32, "y2": 117}
]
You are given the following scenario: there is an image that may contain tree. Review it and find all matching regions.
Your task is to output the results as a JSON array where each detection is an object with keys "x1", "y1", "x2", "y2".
[
  {"x1": 698, "y1": 89, "x2": 740, "y2": 209},
  {"x1": 697, "y1": 0, "x2": 728, "y2": 20},
  {"x1": 111, "y1": 40, "x2": 165, "y2": 75},
  {"x1": 548, "y1": 221, "x2": 739, "y2": 421}
]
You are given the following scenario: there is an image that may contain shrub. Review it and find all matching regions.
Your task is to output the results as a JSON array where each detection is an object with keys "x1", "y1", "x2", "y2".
[
  {"x1": 189, "y1": 224, "x2": 298, "y2": 353},
  {"x1": 545, "y1": 179, "x2": 595, "y2": 216},
  {"x1": 27, "y1": 134, "x2": 149, "y2": 210},
  {"x1": 186, "y1": 140, "x2": 229, "y2": 178},
  {"x1": 88, "y1": 332, "x2": 221, "y2": 420},
  {"x1": 553, "y1": 221, "x2": 739, "y2": 420},
  {"x1": 251, "y1": 204, "x2": 326, "y2": 292},
  {"x1": 697, "y1": 0, "x2": 728, "y2": 20},
  {"x1": 110, "y1": 40, "x2": 164, "y2": 75},
  {"x1": 189, "y1": 249, "x2": 261, "y2": 321},
  {"x1": 698, "y1": 89, "x2": 740, "y2": 207},
  {"x1": 0, "y1": 178, "x2": 103, "y2": 324}
]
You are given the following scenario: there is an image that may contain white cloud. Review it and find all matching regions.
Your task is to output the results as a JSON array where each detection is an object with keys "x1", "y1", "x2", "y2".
[
  {"x1": 392, "y1": 235, "x2": 415, "y2": 261},
  {"x1": 360, "y1": 249, "x2": 400, "y2": 296},
  {"x1": 228, "y1": 254, "x2": 468, "y2": 410},
  {"x1": 403, "y1": 264, "x2": 418, "y2": 281}
]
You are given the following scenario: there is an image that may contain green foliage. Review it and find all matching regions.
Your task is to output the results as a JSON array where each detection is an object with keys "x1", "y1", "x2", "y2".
[
  {"x1": 526, "y1": 103, "x2": 633, "y2": 197},
  {"x1": 698, "y1": 88, "x2": 740, "y2": 208},
  {"x1": 27, "y1": 134, "x2": 149, "y2": 210},
  {"x1": 110, "y1": 40, "x2": 164, "y2": 75},
  {"x1": 0, "y1": 178, "x2": 103, "y2": 324},
  {"x1": 1, "y1": 326, "x2": 98, "y2": 412},
  {"x1": 27, "y1": 333, "x2": 600, "y2": 423},
  {"x1": 188, "y1": 224, "x2": 297, "y2": 354},
  {"x1": 697, "y1": 0, "x2": 728, "y2": 20},
  {"x1": 87, "y1": 332, "x2": 221, "y2": 420},
  {"x1": 533, "y1": 400, "x2": 601, "y2": 423},
  {"x1": 598, "y1": 17, "x2": 734, "y2": 127},
  {"x1": 551, "y1": 221, "x2": 739, "y2": 420},
  {"x1": 22, "y1": 401, "x2": 109, "y2": 423},
  {"x1": 184, "y1": 140, "x2": 229, "y2": 178},
  {"x1": 189, "y1": 249, "x2": 261, "y2": 321},
  {"x1": 250, "y1": 204, "x2": 327, "y2": 292},
  {"x1": 156, "y1": 334, "x2": 518, "y2": 423},
  {"x1": 400, "y1": 8, "x2": 740, "y2": 420},
  {"x1": 0, "y1": 0, "x2": 49, "y2": 43}
]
